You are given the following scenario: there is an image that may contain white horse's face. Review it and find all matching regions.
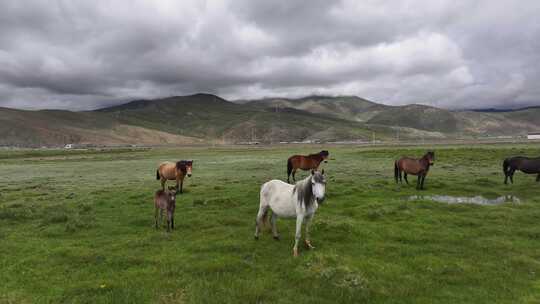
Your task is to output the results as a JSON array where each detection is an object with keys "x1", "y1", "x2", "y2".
[{"x1": 311, "y1": 171, "x2": 326, "y2": 203}]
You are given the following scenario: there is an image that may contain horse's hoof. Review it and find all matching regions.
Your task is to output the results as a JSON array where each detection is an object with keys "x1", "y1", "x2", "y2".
[
  {"x1": 305, "y1": 241, "x2": 315, "y2": 249},
  {"x1": 254, "y1": 235, "x2": 259, "y2": 240},
  {"x1": 273, "y1": 235, "x2": 280, "y2": 241}
]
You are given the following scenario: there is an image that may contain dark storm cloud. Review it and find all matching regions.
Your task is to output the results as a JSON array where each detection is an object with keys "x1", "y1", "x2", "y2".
[{"x1": 0, "y1": 0, "x2": 539, "y2": 110}]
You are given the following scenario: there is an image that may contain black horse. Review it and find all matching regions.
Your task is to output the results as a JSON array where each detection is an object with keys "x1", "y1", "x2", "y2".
[{"x1": 503, "y1": 156, "x2": 540, "y2": 184}]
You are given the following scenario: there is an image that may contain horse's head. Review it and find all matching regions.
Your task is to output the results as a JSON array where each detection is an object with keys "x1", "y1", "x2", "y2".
[
  {"x1": 320, "y1": 150, "x2": 329, "y2": 163},
  {"x1": 425, "y1": 151, "x2": 435, "y2": 166},
  {"x1": 185, "y1": 160, "x2": 193, "y2": 177},
  {"x1": 167, "y1": 186, "x2": 177, "y2": 202},
  {"x1": 311, "y1": 169, "x2": 327, "y2": 204},
  {"x1": 177, "y1": 160, "x2": 193, "y2": 177}
]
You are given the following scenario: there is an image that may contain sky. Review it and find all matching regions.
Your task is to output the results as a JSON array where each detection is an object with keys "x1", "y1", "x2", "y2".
[{"x1": 0, "y1": 0, "x2": 539, "y2": 110}]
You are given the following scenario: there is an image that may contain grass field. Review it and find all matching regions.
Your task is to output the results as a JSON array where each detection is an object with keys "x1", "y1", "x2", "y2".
[{"x1": 1, "y1": 144, "x2": 540, "y2": 303}]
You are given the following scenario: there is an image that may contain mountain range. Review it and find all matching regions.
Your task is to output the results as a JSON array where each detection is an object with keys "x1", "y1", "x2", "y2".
[{"x1": 1, "y1": 93, "x2": 539, "y2": 147}]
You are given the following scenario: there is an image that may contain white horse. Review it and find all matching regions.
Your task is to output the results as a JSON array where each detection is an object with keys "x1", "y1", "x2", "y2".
[{"x1": 255, "y1": 170, "x2": 326, "y2": 256}]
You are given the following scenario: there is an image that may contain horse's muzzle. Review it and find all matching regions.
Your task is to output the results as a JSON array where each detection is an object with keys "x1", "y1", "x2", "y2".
[
  {"x1": 317, "y1": 197, "x2": 325, "y2": 204},
  {"x1": 187, "y1": 174, "x2": 192, "y2": 177},
  {"x1": 324, "y1": 160, "x2": 328, "y2": 163}
]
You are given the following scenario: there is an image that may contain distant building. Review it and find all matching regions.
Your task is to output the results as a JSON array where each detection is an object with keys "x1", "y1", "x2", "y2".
[{"x1": 528, "y1": 133, "x2": 540, "y2": 140}]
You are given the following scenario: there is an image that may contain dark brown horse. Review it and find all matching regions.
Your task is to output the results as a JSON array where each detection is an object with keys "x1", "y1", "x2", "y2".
[
  {"x1": 395, "y1": 151, "x2": 435, "y2": 190},
  {"x1": 503, "y1": 156, "x2": 540, "y2": 184},
  {"x1": 287, "y1": 150, "x2": 329, "y2": 183},
  {"x1": 156, "y1": 160, "x2": 193, "y2": 193},
  {"x1": 154, "y1": 187, "x2": 177, "y2": 232}
]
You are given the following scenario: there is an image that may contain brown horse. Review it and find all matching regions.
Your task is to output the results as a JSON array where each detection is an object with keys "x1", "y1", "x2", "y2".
[
  {"x1": 156, "y1": 160, "x2": 193, "y2": 193},
  {"x1": 395, "y1": 151, "x2": 435, "y2": 190},
  {"x1": 287, "y1": 150, "x2": 329, "y2": 183}
]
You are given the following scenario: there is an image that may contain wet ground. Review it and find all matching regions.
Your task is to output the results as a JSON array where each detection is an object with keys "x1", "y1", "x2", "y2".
[{"x1": 408, "y1": 195, "x2": 521, "y2": 205}]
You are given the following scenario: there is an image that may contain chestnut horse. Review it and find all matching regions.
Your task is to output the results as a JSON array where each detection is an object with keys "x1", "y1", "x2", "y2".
[
  {"x1": 156, "y1": 160, "x2": 193, "y2": 193},
  {"x1": 287, "y1": 150, "x2": 329, "y2": 183},
  {"x1": 395, "y1": 151, "x2": 435, "y2": 190},
  {"x1": 503, "y1": 156, "x2": 540, "y2": 184}
]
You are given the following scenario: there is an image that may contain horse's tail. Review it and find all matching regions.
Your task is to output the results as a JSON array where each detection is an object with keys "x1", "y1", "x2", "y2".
[
  {"x1": 503, "y1": 158, "x2": 510, "y2": 176},
  {"x1": 287, "y1": 157, "x2": 293, "y2": 178},
  {"x1": 156, "y1": 169, "x2": 160, "y2": 180},
  {"x1": 394, "y1": 161, "x2": 400, "y2": 183}
]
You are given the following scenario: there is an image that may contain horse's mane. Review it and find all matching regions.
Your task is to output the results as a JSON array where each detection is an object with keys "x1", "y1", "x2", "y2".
[
  {"x1": 421, "y1": 151, "x2": 435, "y2": 162},
  {"x1": 307, "y1": 150, "x2": 328, "y2": 158},
  {"x1": 293, "y1": 175, "x2": 314, "y2": 208},
  {"x1": 293, "y1": 175, "x2": 313, "y2": 208},
  {"x1": 176, "y1": 160, "x2": 188, "y2": 174}
]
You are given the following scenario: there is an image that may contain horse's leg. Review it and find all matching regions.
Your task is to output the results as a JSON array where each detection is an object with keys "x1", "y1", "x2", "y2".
[
  {"x1": 404, "y1": 173, "x2": 409, "y2": 184},
  {"x1": 293, "y1": 214, "x2": 304, "y2": 257},
  {"x1": 421, "y1": 174, "x2": 426, "y2": 190},
  {"x1": 292, "y1": 169, "x2": 297, "y2": 183},
  {"x1": 504, "y1": 172, "x2": 508, "y2": 184},
  {"x1": 254, "y1": 206, "x2": 267, "y2": 239},
  {"x1": 159, "y1": 209, "x2": 164, "y2": 228},
  {"x1": 154, "y1": 207, "x2": 159, "y2": 229},
  {"x1": 166, "y1": 212, "x2": 171, "y2": 232},
  {"x1": 171, "y1": 213, "x2": 174, "y2": 230},
  {"x1": 304, "y1": 214, "x2": 315, "y2": 249},
  {"x1": 416, "y1": 175, "x2": 421, "y2": 190},
  {"x1": 271, "y1": 213, "x2": 279, "y2": 240},
  {"x1": 180, "y1": 180, "x2": 184, "y2": 194},
  {"x1": 509, "y1": 169, "x2": 515, "y2": 184},
  {"x1": 166, "y1": 211, "x2": 172, "y2": 232},
  {"x1": 176, "y1": 176, "x2": 180, "y2": 192},
  {"x1": 161, "y1": 178, "x2": 166, "y2": 191}
]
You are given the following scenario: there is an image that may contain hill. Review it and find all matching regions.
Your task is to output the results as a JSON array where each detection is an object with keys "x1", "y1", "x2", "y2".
[
  {"x1": 247, "y1": 95, "x2": 385, "y2": 122},
  {"x1": 248, "y1": 96, "x2": 540, "y2": 136},
  {"x1": 1, "y1": 94, "x2": 539, "y2": 147},
  {"x1": 97, "y1": 94, "x2": 388, "y2": 143},
  {"x1": 0, "y1": 106, "x2": 201, "y2": 147},
  {"x1": 0, "y1": 94, "x2": 391, "y2": 147}
]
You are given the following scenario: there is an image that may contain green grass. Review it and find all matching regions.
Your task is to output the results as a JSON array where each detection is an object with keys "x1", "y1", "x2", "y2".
[{"x1": 1, "y1": 144, "x2": 540, "y2": 303}]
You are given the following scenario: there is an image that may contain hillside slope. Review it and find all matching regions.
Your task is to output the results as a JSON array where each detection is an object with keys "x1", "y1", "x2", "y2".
[
  {"x1": 248, "y1": 96, "x2": 540, "y2": 136},
  {"x1": 0, "y1": 107, "x2": 201, "y2": 147},
  {"x1": 247, "y1": 95, "x2": 386, "y2": 122},
  {"x1": 1, "y1": 94, "x2": 539, "y2": 147},
  {"x1": 98, "y1": 94, "x2": 387, "y2": 143},
  {"x1": 0, "y1": 94, "x2": 392, "y2": 147}
]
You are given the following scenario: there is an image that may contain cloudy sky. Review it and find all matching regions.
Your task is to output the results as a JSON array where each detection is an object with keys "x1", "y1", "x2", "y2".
[{"x1": 1, "y1": 0, "x2": 539, "y2": 110}]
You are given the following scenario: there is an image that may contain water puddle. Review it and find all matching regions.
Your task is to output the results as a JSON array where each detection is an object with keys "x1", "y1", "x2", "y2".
[{"x1": 408, "y1": 195, "x2": 521, "y2": 205}]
